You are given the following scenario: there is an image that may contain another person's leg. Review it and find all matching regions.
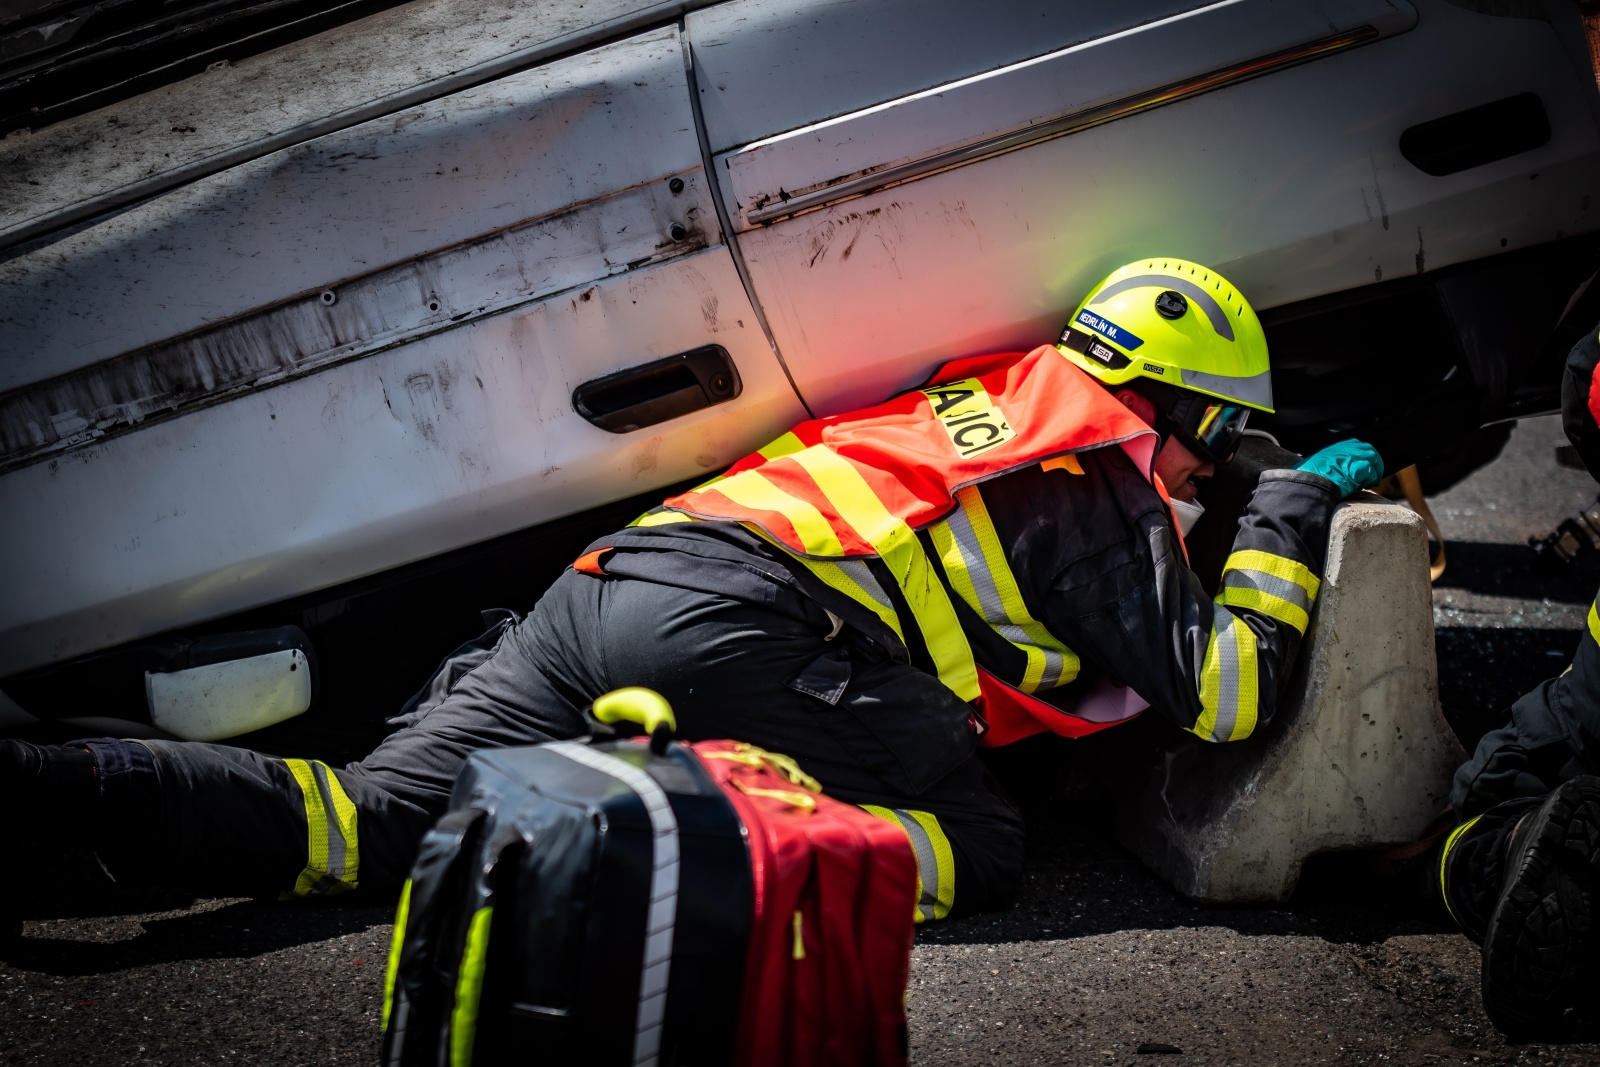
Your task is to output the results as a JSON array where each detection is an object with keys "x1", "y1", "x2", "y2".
[
  {"x1": 1451, "y1": 599, "x2": 1600, "y2": 819},
  {"x1": 1434, "y1": 591, "x2": 1600, "y2": 1039}
]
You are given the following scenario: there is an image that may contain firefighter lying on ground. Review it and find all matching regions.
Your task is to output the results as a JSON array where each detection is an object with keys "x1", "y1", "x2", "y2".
[
  {"x1": 1425, "y1": 317, "x2": 1600, "y2": 1042},
  {"x1": 2, "y1": 258, "x2": 1381, "y2": 925}
]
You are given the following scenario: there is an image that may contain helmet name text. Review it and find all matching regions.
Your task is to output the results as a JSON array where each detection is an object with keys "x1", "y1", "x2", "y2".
[{"x1": 1075, "y1": 310, "x2": 1144, "y2": 350}]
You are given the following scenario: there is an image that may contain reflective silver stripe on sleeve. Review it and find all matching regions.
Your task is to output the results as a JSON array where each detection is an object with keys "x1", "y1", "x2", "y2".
[
  {"x1": 547, "y1": 743, "x2": 679, "y2": 1067},
  {"x1": 1220, "y1": 567, "x2": 1314, "y2": 615},
  {"x1": 1211, "y1": 611, "x2": 1241, "y2": 743}
]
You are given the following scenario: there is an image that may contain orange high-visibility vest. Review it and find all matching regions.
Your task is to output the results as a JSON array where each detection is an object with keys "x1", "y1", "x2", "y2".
[{"x1": 657, "y1": 345, "x2": 1163, "y2": 743}]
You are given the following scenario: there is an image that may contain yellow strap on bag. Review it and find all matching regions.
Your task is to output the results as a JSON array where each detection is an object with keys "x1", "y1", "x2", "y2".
[
  {"x1": 700, "y1": 742, "x2": 823, "y2": 793},
  {"x1": 381, "y1": 879, "x2": 413, "y2": 1031},
  {"x1": 733, "y1": 781, "x2": 819, "y2": 812},
  {"x1": 449, "y1": 906, "x2": 494, "y2": 1067}
]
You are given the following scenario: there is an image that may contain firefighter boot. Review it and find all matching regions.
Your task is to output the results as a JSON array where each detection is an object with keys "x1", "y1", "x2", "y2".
[{"x1": 1441, "y1": 778, "x2": 1600, "y2": 1042}]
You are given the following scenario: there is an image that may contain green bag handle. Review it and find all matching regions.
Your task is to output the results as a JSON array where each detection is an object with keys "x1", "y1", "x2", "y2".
[{"x1": 592, "y1": 688, "x2": 677, "y2": 753}]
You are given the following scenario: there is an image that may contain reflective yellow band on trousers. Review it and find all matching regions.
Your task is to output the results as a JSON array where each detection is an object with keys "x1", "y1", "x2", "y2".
[
  {"x1": 1189, "y1": 603, "x2": 1260, "y2": 743},
  {"x1": 450, "y1": 905, "x2": 494, "y2": 1067},
  {"x1": 788, "y1": 446, "x2": 980, "y2": 702},
  {"x1": 1216, "y1": 549, "x2": 1320, "y2": 635},
  {"x1": 284, "y1": 759, "x2": 359, "y2": 896},
  {"x1": 930, "y1": 486, "x2": 1079, "y2": 693},
  {"x1": 861, "y1": 805, "x2": 956, "y2": 922},
  {"x1": 381, "y1": 879, "x2": 413, "y2": 1031},
  {"x1": 1438, "y1": 815, "x2": 1483, "y2": 929}
]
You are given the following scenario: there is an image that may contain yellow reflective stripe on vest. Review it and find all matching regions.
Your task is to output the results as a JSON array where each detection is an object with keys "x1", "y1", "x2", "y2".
[
  {"x1": 930, "y1": 486, "x2": 1080, "y2": 693},
  {"x1": 757, "y1": 431, "x2": 806, "y2": 461},
  {"x1": 793, "y1": 554, "x2": 906, "y2": 643},
  {"x1": 630, "y1": 507, "x2": 693, "y2": 527},
  {"x1": 861, "y1": 805, "x2": 956, "y2": 922},
  {"x1": 788, "y1": 446, "x2": 980, "y2": 702},
  {"x1": 1589, "y1": 600, "x2": 1600, "y2": 646},
  {"x1": 449, "y1": 905, "x2": 494, "y2": 1067},
  {"x1": 714, "y1": 467, "x2": 845, "y2": 556},
  {"x1": 284, "y1": 759, "x2": 359, "y2": 896},
  {"x1": 635, "y1": 433, "x2": 812, "y2": 527},
  {"x1": 381, "y1": 878, "x2": 413, "y2": 1031},
  {"x1": 1190, "y1": 604, "x2": 1260, "y2": 743},
  {"x1": 696, "y1": 432, "x2": 809, "y2": 494},
  {"x1": 1216, "y1": 549, "x2": 1320, "y2": 635},
  {"x1": 743, "y1": 523, "x2": 904, "y2": 641}
]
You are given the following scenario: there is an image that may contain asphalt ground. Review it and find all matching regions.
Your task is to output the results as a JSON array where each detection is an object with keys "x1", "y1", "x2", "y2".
[{"x1": 6, "y1": 416, "x2": 1600, "y2": 1066}]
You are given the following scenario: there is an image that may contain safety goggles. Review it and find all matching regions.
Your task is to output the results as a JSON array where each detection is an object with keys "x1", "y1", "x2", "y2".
[{"x1": 1165, "y1": 393, "x2": 1251, "y2": 464}]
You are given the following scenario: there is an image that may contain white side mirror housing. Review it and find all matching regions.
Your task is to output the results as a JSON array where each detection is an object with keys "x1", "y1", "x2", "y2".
[{"x1": 146, "y1": 648, "x2": 311, "y2": 742}]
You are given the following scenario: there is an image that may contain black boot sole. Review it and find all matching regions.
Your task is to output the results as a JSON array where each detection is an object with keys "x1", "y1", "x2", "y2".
[{"x1": 1481, "y1": 775, "x2": 1600, "y2": 1042}]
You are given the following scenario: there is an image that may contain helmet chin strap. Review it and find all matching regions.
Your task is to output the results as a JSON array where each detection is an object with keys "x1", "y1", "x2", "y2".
[
  {"x1": 1110, "y1": 379, "x2": 1177, "y2": 455},
  {"x1": 1149, "y1": 409, "x2": 1178, "y2": 457}
]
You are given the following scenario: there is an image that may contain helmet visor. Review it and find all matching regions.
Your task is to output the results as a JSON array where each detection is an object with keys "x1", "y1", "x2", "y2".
[{"x1": 1173, "y1": 399, "x2": 1250, "y2": 464}]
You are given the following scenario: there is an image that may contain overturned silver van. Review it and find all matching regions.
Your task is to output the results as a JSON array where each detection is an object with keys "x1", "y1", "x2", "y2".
[{"x1": 3, "y1": 0, "x2": 1598, "y2": 741}]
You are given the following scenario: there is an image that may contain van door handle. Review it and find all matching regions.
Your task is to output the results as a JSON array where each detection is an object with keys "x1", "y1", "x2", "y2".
[{"x1": 572, "y1": 345, "x2": 742, "y2": 433}]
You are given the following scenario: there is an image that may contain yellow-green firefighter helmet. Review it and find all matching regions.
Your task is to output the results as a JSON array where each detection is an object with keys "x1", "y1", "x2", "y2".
[{"x1": 1057, "y1": 258, "x2": 1274, "y2": 413}]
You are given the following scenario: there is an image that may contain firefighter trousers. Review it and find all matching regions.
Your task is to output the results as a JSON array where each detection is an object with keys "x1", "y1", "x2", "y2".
[
  {"x1": 1437, "y1": 592, "x2": 1600, "y2": 932},
  {"x1": 95, "y1": 568, "x2": 1025, "y2": 918},
  {"x1": 1452, "y1": 592, "x2": 1600, "y2": 819}
]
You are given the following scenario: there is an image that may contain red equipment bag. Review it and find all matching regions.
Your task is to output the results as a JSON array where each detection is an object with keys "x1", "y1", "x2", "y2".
[
  {"x1": 693, "y1": 741, "x2": 919, "y2": 1067},
  {"x1": 382, "y1": 725, "x2": 917, "y2": 1066}
]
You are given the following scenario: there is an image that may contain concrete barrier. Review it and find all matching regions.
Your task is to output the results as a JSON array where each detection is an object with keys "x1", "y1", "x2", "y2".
[{"x1": 1102, "y1": 495, "x2": 1466, "y2": 903}]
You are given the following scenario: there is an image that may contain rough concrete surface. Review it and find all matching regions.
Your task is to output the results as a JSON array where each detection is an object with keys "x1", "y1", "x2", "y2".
[
  {"x1": 7, "y1": 416, "x2": 1600, "y2": 1065},
  {"x1": 1110, "y1": 498, "x2": 1465, "y2": 903}
]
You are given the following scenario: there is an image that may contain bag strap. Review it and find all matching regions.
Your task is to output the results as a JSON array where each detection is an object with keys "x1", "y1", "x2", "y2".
[
  {"x1": 380, "y1": 807, "x2": 487, "y2": 1067},
  {"x1": 437, "y1": 821, "x2": 526, "y2": 1067}
]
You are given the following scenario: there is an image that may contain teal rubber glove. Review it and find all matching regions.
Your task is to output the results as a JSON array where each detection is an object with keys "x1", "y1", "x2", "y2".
[{"x1": 1297, "y1": 439, "x2": 1384, "y2": 499}]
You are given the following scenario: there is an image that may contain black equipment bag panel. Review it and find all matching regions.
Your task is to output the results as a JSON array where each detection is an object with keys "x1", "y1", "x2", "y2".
[{"x1": 381, "y1": 737, "x2": 752, "y2": 1067}]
